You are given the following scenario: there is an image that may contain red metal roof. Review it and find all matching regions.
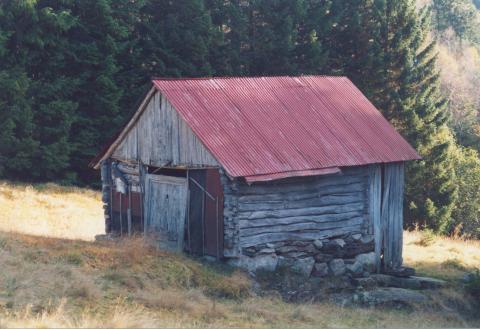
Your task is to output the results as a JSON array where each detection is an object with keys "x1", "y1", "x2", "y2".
[{"x1": 151, "y1": 76, "x2": 420, "y2": 181}]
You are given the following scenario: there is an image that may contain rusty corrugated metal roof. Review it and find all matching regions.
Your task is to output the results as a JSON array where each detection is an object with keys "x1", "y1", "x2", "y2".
[{"x1": 151, "y1": 76, "x2": 420, "y2": 181}]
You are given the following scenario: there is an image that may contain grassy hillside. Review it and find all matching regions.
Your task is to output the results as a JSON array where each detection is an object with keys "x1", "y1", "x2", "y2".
[
  {"x1": 0, "y1": 182, "x2": 479, "y2": 328},
  {"x1": 0, "y1": 182, "x2": 104, "y2": 241}
]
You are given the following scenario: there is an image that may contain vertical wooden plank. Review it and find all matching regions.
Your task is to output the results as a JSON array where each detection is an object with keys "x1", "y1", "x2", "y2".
[
  {"x1": 143, "y1": 174, "x2": 188, "y2": 251},
  {"x1": 204, "y1": 169, "x2": 224, "y2": 259},
  {"x1": 127, "y1": 185, "x2": 132, "y2": 236},
  {"x1": 393, "y1": 163, "x2": 405, "y2": 267},
  {"x1": 112, "y1": 92, "x2": 218, "y2": 167},
  {"x1": 119, "y1": 193, "x2": 123, "y2": 236},
  {"x1": 381, "y1": 166, "x2": 391, "y2": 269},
  {"x1": 369, "y1": 164, "x2": 382, "y2": 273},
  {"x1": 177, "y1": 181, "x2": 187, "y2": 251},
  {"x1": 381, "y1": 162, "x2": 405, "y2": 270}
]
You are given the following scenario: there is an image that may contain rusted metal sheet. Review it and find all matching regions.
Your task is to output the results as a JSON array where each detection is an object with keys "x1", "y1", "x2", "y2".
[{"x1": 152, "y1": 76, "x2": 420, "y2": 179}]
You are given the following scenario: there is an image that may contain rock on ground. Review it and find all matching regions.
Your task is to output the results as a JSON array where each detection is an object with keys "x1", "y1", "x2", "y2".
[
  {"x1": 312, "y1": 263, "x2": 329, "y2": 277},
  {"x1": 355, "y1": 252, "x2": 376, "y2": 272},
  {"x1": 332, "y1": 287, "x2": 428, "y2": 307},
  {"x1": 329, "y1": 259, "x2": 346, "y2": 276},
  {"x1": 232, "y1": 254, "x2": 279, "y2": 272},
  {"x1": 355, "y1": 274, "x2": 447, "y2": 290},
  {"x1": 291, "y1": 257, "x2": 315, "y2": 277},
  {"x1": 357, "y1": 287, "x2": 428, "y2": 306}
]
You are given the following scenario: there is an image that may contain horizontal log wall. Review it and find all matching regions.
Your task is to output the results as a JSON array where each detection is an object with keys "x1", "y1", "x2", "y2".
[
  {"x1": 222, "y1": 166, "x2": 371, "y2": 257},
  {"x1": 112, "y1": 91, "x2": 218, "y2": 168}
]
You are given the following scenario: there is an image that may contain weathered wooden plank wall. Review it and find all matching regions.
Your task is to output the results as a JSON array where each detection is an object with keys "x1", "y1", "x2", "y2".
[
  {"x1": 381, "y1": 162, "x2": 405, "y2": 270},
  {"x1": 113, "y1": 91, "x2": 218, "y2": 168},
  {"x1": 144, "y1": 174, "x2": 188, "y2": 252},
  {"x1": 222, "y1": 167, "x2": 370, "y2": 256},
  {"x1": 369, "y1": 164, "x2": 382, "y2": 272}
]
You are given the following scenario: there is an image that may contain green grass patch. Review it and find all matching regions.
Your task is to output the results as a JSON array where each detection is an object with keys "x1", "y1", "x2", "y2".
[
  {"x1": 441, "y1": 259, "x2": 467, "y2": 271},
  {"x1": 56, "y1": 252, "x2": 84, "y2": 266}
]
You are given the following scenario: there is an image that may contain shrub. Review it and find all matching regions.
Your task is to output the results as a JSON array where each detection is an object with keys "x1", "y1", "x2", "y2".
[
  {"x1": 441, "y1": 259, "x2": 467, "y2": 271},
  {"x1": 415, "y1": 229, "x2": 436, "y2": 247}
]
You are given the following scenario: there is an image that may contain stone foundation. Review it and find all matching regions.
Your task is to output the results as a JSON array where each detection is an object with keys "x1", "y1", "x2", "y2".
[{"x1": 229, "y1": 233, "x2": 376, "y2": 278}]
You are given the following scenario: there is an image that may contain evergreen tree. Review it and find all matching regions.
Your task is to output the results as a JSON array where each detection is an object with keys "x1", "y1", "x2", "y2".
[
  {"x1": 0, "y1": 3, "x2": 36, "y2": 176},
  {"x1": 0, "y1": 0, "x2": 70, "y2": 180},
  {"x1": 117, "y1": 0, "x2": 217, "y2": 112},
  {"x1": 206, "y1": 0, "x2": 332, "y2": 76},
  {"x1": 328, "y1": 0, "x2": 458, "y2": 232},
  {"x1": 28, "y1": 1, "x2": 79, "y2": 181},
  {"x1": 0, "y1": 69, "x2": 37, "y2": 177},
  {"x1": 291, "y1": 0, "x2": 333, "y2": 74},
  {"x1": 205, "y1": 0, "x2": 250, "y2": 75},
  {"x1": 62, "y1": 0, "x2": 127, "y2": 183}
]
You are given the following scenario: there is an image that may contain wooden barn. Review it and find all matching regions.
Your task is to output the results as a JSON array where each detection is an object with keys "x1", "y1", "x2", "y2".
[{"x1": 91, "y1": 76, "x2": 420, "y2": 277}]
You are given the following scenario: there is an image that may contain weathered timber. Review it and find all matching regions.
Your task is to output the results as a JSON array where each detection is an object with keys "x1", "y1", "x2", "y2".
[
  {"x1": 238, "y1": 211, "x2": 363, "y2": 228},
  {"x1": 144, "y1": 174, "x2": 188, "y2": 251},
  {"x1": 222, "y1": 166, "x2": 372, "y2": 253},
  {"x1": 100, "y1": 160, "x2": 112, "y2": 233},
  {"x1": 369, "y1": 165, "x2": 382, "y2": 272},
  {"x1": 235, "y1": 194, "x2": 364, "y2": 212},
  {"x1": 233, "y1": 183, "x2": 366, "y2": 202},
  {"x1": 113, "y1": 91, "x2": 218, "y2": 168},
  {"x1": 239, "y1": 225, "x2": 363, "y2": 247},
  {"x1": 239, "y1": 217, "x2": 364, "y2": 237},
  {"x1": 236, "y1": 202, "x2": 365, "y2": 220},
  {"x1": 381, "y1": 163, "x2": 405, "y2": 270},
  {"x1": 232, "y1": 176, "x2": 367, "y2": 196}
]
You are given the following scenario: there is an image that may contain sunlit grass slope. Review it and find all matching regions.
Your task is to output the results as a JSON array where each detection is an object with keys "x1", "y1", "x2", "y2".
[
  {"x1": 0, "y1": 181, "x2": 104, "y2": 240},
  {"x1": 404, "y1": 230, "x2": 480, "y2": 281}
]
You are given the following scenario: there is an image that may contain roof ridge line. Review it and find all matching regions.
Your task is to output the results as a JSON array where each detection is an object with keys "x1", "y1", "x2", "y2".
[{"x1": 151, "y1": 75, "x2": 349, "y2": 81}]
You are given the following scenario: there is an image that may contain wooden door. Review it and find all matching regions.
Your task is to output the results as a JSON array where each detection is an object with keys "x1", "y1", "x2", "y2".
[
  {"x1": 185, "y1": 169, "x2": 224, "y2": 258},
  {"x1": 204, "y1": 169, "x2": 224, "y2": 258},
  {"x1": 144, "y1": 174, "x2": 187, "y2": 251}
]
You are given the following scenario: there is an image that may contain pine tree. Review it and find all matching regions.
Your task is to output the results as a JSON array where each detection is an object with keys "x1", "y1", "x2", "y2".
[
  {"x1": 207, "y1": 0, "x2": 332, "y2": 76},
  {"x1": 292, "y1": 0, "x2": 333, "y2": 74},
  {"x1": 0, "y1": 1, "x2": 56, "y2": 179},
  {"x1": 28, "y1": 1, "x2": 79, "y2": 181},
  {"x1": 60, "y1": 0, "x2": 128, "y2": 183},
  {"x1": 205, "y1": 0, "x2": 250, "y2": 75},
  {"x1": 117, "y1": 0, "x2": 217, "y2": 113},
  {"x1": 329, "y1": 0, "x2": 458, "y2": 232},
  {"x1": 0, "y1": 69, "x2": 37, "y2": 177}
]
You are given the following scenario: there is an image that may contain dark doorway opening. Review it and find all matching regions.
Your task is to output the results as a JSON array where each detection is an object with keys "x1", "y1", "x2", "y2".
[
  {"x1": 111, "y1": 190, "x2": 143, "y2": 235},
  {"x1": 186, "y1": 168, "x2": 224, "y2": 259}
]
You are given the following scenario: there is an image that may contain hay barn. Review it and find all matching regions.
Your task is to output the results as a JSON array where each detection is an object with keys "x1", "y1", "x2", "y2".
[{"x1": 91, "y1": 76, "x2": 420, "y2": 277}]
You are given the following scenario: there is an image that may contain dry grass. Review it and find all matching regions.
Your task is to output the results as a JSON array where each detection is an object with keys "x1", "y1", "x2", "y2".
[
  {"x1": 404, "y1": 230, "x2": 480, "y2": 280},
  {"x1": 0, "y1": 182, "x2": 479, "y2": 327},
  {"x1": 0, "y1": 181, "x2": 104, "y2": 241}
]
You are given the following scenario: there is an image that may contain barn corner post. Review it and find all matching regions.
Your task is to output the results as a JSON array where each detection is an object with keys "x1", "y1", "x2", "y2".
[
  {"x1": 369, "y1": 164, "x2": 382, "y2": 273},
  {"x1": 100, "y1": 159, "x2": 112, "y2": 234},
  {"x1": 373, "y1": 162, "x2": 405, "y2": 273}
]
